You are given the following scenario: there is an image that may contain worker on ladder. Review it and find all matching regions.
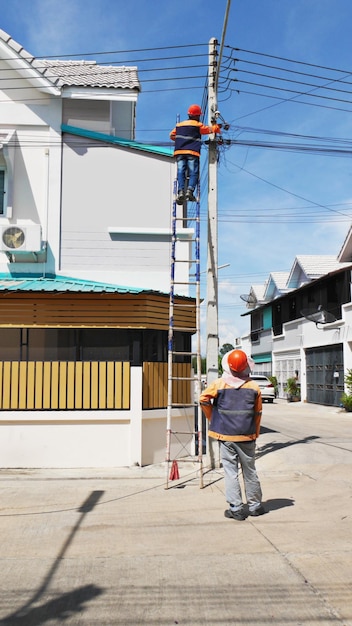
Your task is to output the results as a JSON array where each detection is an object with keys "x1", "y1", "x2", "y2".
[{"x1": 170, "y1": 104, "x2": 222, "y2": 205}]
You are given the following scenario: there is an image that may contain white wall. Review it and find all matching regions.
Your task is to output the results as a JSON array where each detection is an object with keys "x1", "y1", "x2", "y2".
[
  {"x1": 0, "y1": 367, "x2": 194, "y2": 468},
  {"x1": 0, "y1": 65, "x2": 63, "y2": 275},
  {"x1": 60, "y1": 135, "x2": 192, "y2": 292}
]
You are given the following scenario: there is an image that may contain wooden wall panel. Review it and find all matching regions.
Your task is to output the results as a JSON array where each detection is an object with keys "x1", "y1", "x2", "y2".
[
  {"x1": 0, "y1": 293, "x2": 195, "y2": 331},
  {"x1": 0, "y1": 361, "x2": 130, "y2": 411},
  {"x1": 142, "y1": 362, "x2": 191, "y2": 409}
]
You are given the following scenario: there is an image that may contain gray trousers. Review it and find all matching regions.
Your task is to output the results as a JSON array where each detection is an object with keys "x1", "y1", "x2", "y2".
[{"x1": 220, "y1": 440, "x2": 262, "y2": 513}]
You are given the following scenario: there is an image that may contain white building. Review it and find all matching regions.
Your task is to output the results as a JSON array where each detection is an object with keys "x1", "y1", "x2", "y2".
[
  {"x1": 0, "y1": 30, "x2": 195, "y2": 468},
  {"x1": 240, "y1": 251, "x2": 352, "y2": 406}
]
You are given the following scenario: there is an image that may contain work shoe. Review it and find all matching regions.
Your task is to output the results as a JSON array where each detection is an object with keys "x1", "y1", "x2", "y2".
[
  {"x1": 248, "y1": 505, "x2": 266, "y2": 516},
  {"x1": 176, "y1": 191, "x2": 184, "y2": 205},
  {"x1": 186, "y1": 189, "x2": 197, "y2": 202},
  {"x1": 224, "y1": 509, "x2": 247, "y2": 521}
]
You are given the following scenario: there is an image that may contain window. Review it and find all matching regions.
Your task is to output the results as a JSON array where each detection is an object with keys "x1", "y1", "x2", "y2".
[
  {"x1": 0, "y1": 169, "x2": 5, "y2": 215},
  {"x1": 63, "y1": 99, "x2": 110, "y2": 134}
]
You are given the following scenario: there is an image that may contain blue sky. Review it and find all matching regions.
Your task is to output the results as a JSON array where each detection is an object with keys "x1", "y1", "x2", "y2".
[{"x1": 2, "y1": 0, "x2": 352, "y2": 348}]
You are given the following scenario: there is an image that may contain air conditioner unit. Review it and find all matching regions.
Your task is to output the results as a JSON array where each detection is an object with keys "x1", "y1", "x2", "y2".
[{"x1": 0, "y1": 224, "x2": 42, "y2": 253}]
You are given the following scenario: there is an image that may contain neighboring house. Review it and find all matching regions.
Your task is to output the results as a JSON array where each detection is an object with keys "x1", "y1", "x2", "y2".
[
  {"x1": 240, "y1": 251, "x2": 352, "y2": 406},
  {"x1": 0, "y1": 30, "x2": 195, "y2": 467}
]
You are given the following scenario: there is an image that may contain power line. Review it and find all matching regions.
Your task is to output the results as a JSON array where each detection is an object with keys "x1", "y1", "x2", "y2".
[
  {"x1": 222, "y1": 158, "x2": 352, "y2": 219},
  {"x1": 228, "y1": 46, "x2": 352, "y2": 76}
]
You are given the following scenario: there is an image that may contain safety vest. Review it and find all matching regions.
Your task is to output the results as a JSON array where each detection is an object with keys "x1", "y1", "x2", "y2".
[
  {"x1": 172, "y1": 119, "x2": 203, "y2": 157},
  {"x1": 208, "y1": 386, "x2": 259, "y2": 440}
]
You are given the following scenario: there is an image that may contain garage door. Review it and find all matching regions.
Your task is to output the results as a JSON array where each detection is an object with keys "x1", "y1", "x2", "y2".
[{"x1": 306, "y1": 344, "x2": 343, "y2": 406}]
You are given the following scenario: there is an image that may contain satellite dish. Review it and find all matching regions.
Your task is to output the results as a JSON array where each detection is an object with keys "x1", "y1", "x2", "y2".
[
  {"x1": 240, "y1": 293, "x2": 256, "y2": 305},
  {"x1": 300, "y1": 305, "x2": 337, "y2": 327}
]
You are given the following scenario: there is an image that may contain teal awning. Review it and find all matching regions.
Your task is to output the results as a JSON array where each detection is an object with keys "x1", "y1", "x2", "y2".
[
  {"x1": 0, "y1": 274, "x2": 146, "y2": 294},
  {"x1": 61, "y1": 124, "x2": 174, "y2": 157},
  {"x1": 252, "y1": 353, "x2": 272, "y2": 363}
]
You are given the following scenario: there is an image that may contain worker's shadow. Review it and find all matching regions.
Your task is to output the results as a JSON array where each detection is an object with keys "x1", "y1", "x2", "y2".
[
  {"x1": 262, "y1": 497, "x2": 295, "y2": 513},
  {"x1": 256, "y1": 434, "x2": 320, "y2": 459},
  {"x1": 0, "y1": 491, "x2": 105, "y2": 626},
  {"x1": 255, "y1": 431, "x2": 320, "y2": 513}
]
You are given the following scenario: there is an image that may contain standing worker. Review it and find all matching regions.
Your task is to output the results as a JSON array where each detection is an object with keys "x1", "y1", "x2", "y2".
[
  {"x1": 170, "y1": 104, "x2": 222, "y2": 205},
  {"x1": 200, "y1": 349, "x2": 266, "y2": 520}
]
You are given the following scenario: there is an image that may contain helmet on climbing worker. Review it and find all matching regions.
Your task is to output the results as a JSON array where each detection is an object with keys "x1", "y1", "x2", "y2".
[
  {"x1": 188, "y1": 104, "x2": 202, "y2": 117},
  {"x1": 227, "y1": 349, "x2": 249, "y2": 374}
]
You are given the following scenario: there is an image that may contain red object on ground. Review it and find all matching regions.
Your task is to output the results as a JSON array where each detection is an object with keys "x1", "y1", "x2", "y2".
[{"x1": 169, "y1": 460, "x2": 179, "y2": 480}]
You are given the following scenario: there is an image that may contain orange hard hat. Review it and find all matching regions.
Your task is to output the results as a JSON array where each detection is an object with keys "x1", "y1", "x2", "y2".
[
  {"x1": 227, "y1": 349, "x2": 249, "y2": 373},
  {"x1": 188, "y1": 104, "x2": 202, "y2": 116}
]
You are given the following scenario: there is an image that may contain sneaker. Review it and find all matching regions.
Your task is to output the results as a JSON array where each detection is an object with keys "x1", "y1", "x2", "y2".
[
  {"x1": 248, "y1": 505, "x2": 266, "y2": 517},
  {"x1": 186, "y1": 189, "x2": 197, "y2": 202},
  {"x1": 176, "y1": 192, "x2": 184, "y2": 205},
  {"x1": 224, "y1": 509, "x2": 247, "y2": 521}
]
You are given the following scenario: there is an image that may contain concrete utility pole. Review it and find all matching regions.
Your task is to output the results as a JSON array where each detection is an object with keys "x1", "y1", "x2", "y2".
[
  {"x1": 206, "y1": 37, "x2": 219, "y2": 387},
  {"x1": 206, "y1": 37, "x2": 220, "y2": 468}
]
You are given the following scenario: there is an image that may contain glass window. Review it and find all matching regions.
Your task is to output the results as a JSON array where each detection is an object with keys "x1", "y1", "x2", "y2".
[{"x1": 0, "y1": 170, "x2": 5, "y2": 215}]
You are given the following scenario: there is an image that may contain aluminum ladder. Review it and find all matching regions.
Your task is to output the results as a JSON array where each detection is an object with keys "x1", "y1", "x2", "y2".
[{"x1": 165, "y1": 173, "x2": 204, "y2": 489}]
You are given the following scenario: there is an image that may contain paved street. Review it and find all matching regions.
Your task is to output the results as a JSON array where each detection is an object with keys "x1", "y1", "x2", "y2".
[{"x1": 0, "y1": 399, "x2": 351, "y2": 625}]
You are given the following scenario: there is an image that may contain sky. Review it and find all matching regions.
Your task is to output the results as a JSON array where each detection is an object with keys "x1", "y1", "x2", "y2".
[{"x1": 1, "y1": 0, "x2": 352, "y2": 350}]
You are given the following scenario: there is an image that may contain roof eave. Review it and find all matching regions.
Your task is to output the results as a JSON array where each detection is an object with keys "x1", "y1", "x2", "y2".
[
  {"x1": 0, "y1": 38, "x2": 60, "y2": 96},
  {"x1": 61, "y1": 86, "x2": 139, "y2": 101}
]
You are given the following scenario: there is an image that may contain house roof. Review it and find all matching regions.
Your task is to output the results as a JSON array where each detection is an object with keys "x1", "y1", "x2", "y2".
[
  {"x1": 0, "y1": 275, "x2": 146, "y2": 294},
  {"x1": 287, "y1": 255, "x2": 348, "y2": 288},
  {"x1": 338, "y1": 223, "x2": 352, "y2": 262},
  {"x1": 264, "y1": 272, "x2": 290, "y2": 299},
  {"x1": 295, "y1": 255, "x2": 344, "y2": 276},
  {"x1": 243, "y1": 252, "x2": 352, "y2": 315},
  {"x1": 241, "y1": 263, "x2": 352, "y2": 317},
  {"x1": 39, "y1": 60, "x2": 140, "y2": 90},
  {"x1": 0, "y1": 29, "x2": 140, "y2": 92},
  {"x1": 268, "y1": 271, "x2": 290, "y2": 290},
  {"x1": 250, "y1": 284, "x2": 267, "y2": 303}
]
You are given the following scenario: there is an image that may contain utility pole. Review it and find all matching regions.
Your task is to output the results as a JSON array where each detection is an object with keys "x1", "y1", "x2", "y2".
[
  {"x1": 206, "y1": 37, "x2": 219, "y2": 385},
  {"x1": 206, "y1": 37, "x2": 219, "y2": 467}
]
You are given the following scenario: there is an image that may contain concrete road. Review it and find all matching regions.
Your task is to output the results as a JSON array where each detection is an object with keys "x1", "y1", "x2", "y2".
[{"x1": 0, "y1": 399, "x2": 351, "y2": 625}]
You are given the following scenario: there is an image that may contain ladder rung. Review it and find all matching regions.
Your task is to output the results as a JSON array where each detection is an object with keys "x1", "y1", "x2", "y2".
[
  {"x1": 171, "y1": 403, "x2": 196, "y2": 408},
  {"x1": 170, "y1": 430, "x2": 198, "y2": 435},
  {"x1": 172, "y1": 281, "x2": 198, "y2": 286},
  {"x1": 174, "y1": 215, "x2": 199, "y2": 219},
  {"x1": 170, "y1": 350, "x2": 198, "y2": 356}
]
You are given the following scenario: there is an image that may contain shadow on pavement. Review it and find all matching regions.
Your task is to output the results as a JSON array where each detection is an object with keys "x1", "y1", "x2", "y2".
[
  {"x1": 0, "y1": 490, "x2": 105, "y2": 626},
  {"x1": 264, "y1": 497, "x2": 295, "y2": 512},
  {"x1": 256, "y1": 435, "x2": 320, "y2": 459},
  {"x1": 0, "y1": 585, "x2": 103, "y2": 626}
]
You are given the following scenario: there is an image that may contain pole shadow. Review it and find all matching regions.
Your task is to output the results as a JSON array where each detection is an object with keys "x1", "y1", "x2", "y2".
[{"x1": 0, "y1": 490, "x2": 105, "y2": 626}]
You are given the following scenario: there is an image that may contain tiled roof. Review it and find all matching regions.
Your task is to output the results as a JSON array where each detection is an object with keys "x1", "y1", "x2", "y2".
[
  {"x1": 38, "y1": 60, "x2": 140, "y2": 90},
  {"x1": 250, "y1": 284, "x2": 266, "y2": 301},
  {"x1": 295, "y1": 255, "x2": 344, "y2": 277},
  {"x1": 269, "y1": 272, "x2": 290, "y2": 290},
  {"x1": 0, "y1": 29, "x2": 140, "y2": 91},
  {"x1": 0, "y1": 275, "x2": 146, "y2": 294}
]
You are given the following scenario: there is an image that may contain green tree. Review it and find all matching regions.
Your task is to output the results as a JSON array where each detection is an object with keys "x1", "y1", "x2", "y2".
[
  {"x1": 192, "y1": 356, "x2": 206, "y2": 374},
  {"x1": 219, "y1": 343, "x2": 234, "y2": 358},
  {"x1": 218, "y1": 343, "x2": 234, "y2": 374}
]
